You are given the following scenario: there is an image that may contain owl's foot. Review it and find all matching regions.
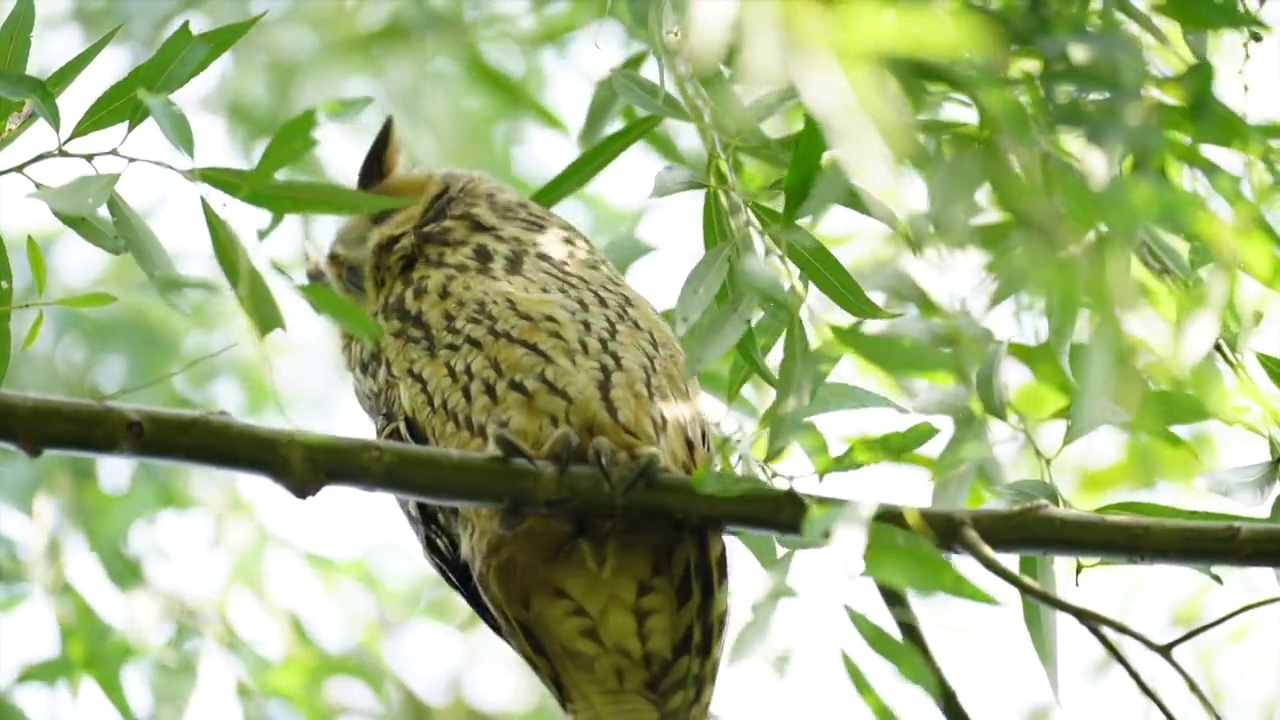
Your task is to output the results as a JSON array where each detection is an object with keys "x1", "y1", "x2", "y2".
[
  {"x1": 489, "y1": 426, "x2": 581, "y2": 532},
  {"x1": 588, "y1": 437, "x2": 663, "y2": 497}
]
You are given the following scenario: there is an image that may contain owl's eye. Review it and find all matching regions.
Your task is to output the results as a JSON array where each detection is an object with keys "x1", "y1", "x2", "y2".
[{"x1": 342, "y1": 264, "x2": 366, "y2": 294}]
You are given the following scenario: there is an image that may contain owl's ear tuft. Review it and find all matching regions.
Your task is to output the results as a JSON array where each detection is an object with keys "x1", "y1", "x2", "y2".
[{"x1": 357, "y1": 116, "x2": 400, "y2": 191}]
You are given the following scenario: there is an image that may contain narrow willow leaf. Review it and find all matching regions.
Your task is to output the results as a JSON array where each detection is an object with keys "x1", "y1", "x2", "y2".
[
  {"x1": 0, "y1": 25, "x2": 121, "y2": 152},
  {"x1": 53, "y1": 211, "x2": 124, "y2": 255},
  {"x1": 995, "y1": 479, "x2": 1063, "y2": 507},
  {"x1": 765, "y1": 316, "x2": 816, "y2": 460},
  {"x1": 69, "y1": 23, "x2": 204, "y2": 139},
  {"x1": 254, "y1": 109, "x2": 319, "y2": 177},
  {"x1": 196, "y1": 167, "x2": 414, "y2": 215},
  {"x1": 297, "y1": 282, "x2": 381, "y2": 342},
  {"x1": 0, "y1": 0, "x2": 34, "y2": 124},
  {"x1": 1020, "y1": 555, "x2": 1058, "y2": 698},
  {"x1": 180, "y1": 14, "x2": 265, "y2": 91},
  {"x1": 30, "y1": 173, "x2": 120, "y2": 217},
  {"x1": 24, "y1": 236, "x2": 43, "y2": 296},
  {"x1": 864, "y1": 523, "x2": 996, "y2": 604},
  {"x1": 579, "y1": 51, "x2": 647, "y2": 147},
  {"x1": 200, "y1": 199, "x2": 284, "y2": 337},
  {"x1": 0, "y1": 70, "x2": 58, "y2": 131},
  {"x1": 318, "y1": 95, "x2": 373, "y2": 120},
  {"x1": 803, "y1": 382, "x2": 906, "y2": 416},
  {"x1": 137, "y1": 90, "x2": 193, "y2": 158},
  {"x1": 847, "y1": 607, "x2": 941, "y2": 700},
  {"x1": 842, "y1": 654, "x2": 897, "y2": 720},
  {"x1": 752, "y1": 205, "x2": 895, "y2": 319},
  {"x1": 650, "y1": 165, "x2": 705, "y2": 198},
  {"x1": 53, "y1": 292, "x2": 117, "y2": 308},
  {"x1": 20, "y1": 308, "x2": 41, "y2": 349},
  {"x1": 672, "y1": 242, "x2": 734, "y2": 336},
  {"x1": 976, "y1": 341, "x2": 1008, "y2": 420},
  {"x1": 466, "y1": 49, "x2": 566, "y2": 133},
  {"x1": 601, "y1": 236, "x2": 653, "y2": 274},
  {"x1": 106, "y1": 192, "x2": 178, "y2": 283},
  {"x1": 681, "y1": 291, "x2": 757, "y2": 377},
  {"x1": 611, "y1": 70, "x2": 690, "y2": 121},
  {"x1": 530, "y1": 115, "x2": 661, "y2": 209},
  {"x1": 0, "y1": 234, "x2": 11, "y2": 385},
  {"x1": 782, "y1": 115, "x2": 824, "y2": 220},
  {"x1": 1255, "y1": 351, "x2": 1280, "y2": 390},
  {"x1": 1094, "y1": 499, "x2": 1274, "y2": 523},
  {"x1": 825, "y1": 423, "x2": 939, "y2": 473}
]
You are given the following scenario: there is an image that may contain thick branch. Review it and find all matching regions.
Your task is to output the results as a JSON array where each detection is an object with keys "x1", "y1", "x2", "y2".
[{"x1": 2, "y1": 391, "x2": 1280, "y2": 567}]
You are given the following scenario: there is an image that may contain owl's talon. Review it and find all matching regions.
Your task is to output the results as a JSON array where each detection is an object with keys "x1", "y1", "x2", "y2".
[
  {"x1": 489, "y1": 428, "x2": 539, "y2": 467},
  {"x1": 588, "y1": 437, "x2": 664, "y2": 498},
  {"x1": 541, "y1": 427, "x2": 580, "y2": 479}
]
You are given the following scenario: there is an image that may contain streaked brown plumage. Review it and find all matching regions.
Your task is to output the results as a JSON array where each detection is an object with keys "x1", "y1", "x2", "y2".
[{"x1": 311, "y1": 117, "x2": 728, "y2": 719}]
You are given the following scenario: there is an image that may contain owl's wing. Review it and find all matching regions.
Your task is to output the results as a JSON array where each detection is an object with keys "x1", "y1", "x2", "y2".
[{"x1": 377, "y1": 416, "x2": 507, "y2": 641}]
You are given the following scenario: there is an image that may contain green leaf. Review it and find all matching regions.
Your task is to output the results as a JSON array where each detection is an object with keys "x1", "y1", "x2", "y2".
[
  {"x1": 842, "y1": 654, "x2": 897, "y2": 720},
  {"x1": 1201, "y1": 460, "x2": 1280, "y2": 507},
  {"x1": 195, "y1": 167, "x2": 415, "y2": 215},
  {"x1": 681, "y1": 290, "x2": 757, "y2": 377},
  {"x1": 53, "y1": 211, "x2": 124, "y2": 255},
  {"x1": 847, "y1": 607, "x2": 941, "y2": 700},
  {"x1": 317, "y1": 95, "x2": 373, "y2": 121},
  {"x1": 579, "y1": 51, "x2": 647, "y2": 147},
  {"x1": 764, "y1": 315, "x2": 816, "y2": 460},
  {"x1": 69, "y1": 23, "x2": 205, "y2": 140},
  {"x1": 1154, "y1": 0, "x2": 1263, "y2": 29},
  {"x1": 297, "y1": 282, "x2": 381, "y2": 342},
  {"x1": 1092, "y1": 499, "x2": 1274, "y2": 524},
  {"x1": 137, "y1": 90, "x2": 193, "y2": 158},
  {"x1": 29, "y1": 173, "x2": 120, "y2": 217},
  {"x1": 611, "y1": 70, "x2": 690, "y2": 121},
  {"x1": 803, "y1": 382, "x2": 906, "y2": 416},
  {"x1": 782, "y1": 115, "x2": 825, "y2": 221},
  {"x1": 650, "y1": 165, "x2": 705, "y2": 198},
  {"x1": 53, "y1": 292, "x2": 117, "y2": 308},
  {"x1": 976, "y1": 341, "x2": 1008, "y2": 420},
  {"x1": 1020, "y1": 555, "x2": 1058, "y2": 698},
  {"x1": 672, "y1": 242, "x2": 734, "y2": 336},
  {"x1": 20, "y1": 308, "x2": 40, "y2": 349},
  {"x1": 0, "y1": 0, "x2": 34, "y2": 124},
  {"x1": 531, "y1": 115, "x2": 662, "y2": 208},
  {"x1": 107, "y1": 192, "x2": 178, "y2": 285},
  {"x1": 825, "y1": 422, "x2": 939, "y2": 473},
  {"x1": 466, "y1": 48, "x2": 566, "y2": 133},
  {"x1": 1255, "y1": 352, "x2": 1280, "y2": 391},
  {"x1": 863, "y1": 522, "x2": 996, "y2": 604},
  {"x1": 0, "y1": 70, "x2": 58, "y2": 131},
  {"x1": 601, "y1": 235, "x2": 654, "y2": 274},
  {"x1": 752, "y1": 205, "x2": 896, "y2": 319},
  {"x1": 254, "y1": 109, "x2": 319, "y2": 177},
  {"x1": 0, "y1": 234, "x2": 11, "y2": 386},
  {"x1": 0, "y1": 25, "x2": 121, "y2": 152},
  {"x1": 182, "y1": 13, "x2": 265, "y2": 89},
  {"x1": 995, "y1": 479, "x2": 1063, "y2": 507},
  {"x1": 201, "y1": 199, "x2": 284, "y2": 337},
  {"x1": 24, "y1": 235, "x2": 43, "y2": 296}
]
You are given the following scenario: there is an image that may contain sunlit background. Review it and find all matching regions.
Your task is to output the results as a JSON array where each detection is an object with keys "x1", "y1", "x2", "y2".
[{"x1": 1, "y1": 1, "x2": 1278, "y2": 719}]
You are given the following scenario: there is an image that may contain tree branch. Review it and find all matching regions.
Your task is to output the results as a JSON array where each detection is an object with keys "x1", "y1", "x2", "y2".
[{"x1": 2, "y1": 390, "x2": 1280, "y2": 569}]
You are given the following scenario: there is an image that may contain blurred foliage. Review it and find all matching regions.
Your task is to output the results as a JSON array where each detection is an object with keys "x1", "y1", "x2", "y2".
[{"x1": 1, "y1": 0, "x2": 1279, "y2": 718}]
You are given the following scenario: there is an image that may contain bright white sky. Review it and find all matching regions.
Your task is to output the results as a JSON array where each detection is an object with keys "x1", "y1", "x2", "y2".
[{"x1": 1, "y1": 2, "x2": 1279, "y2": 719}]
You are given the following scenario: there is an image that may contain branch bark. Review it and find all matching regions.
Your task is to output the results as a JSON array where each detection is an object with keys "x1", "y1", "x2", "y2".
[{"x1": 2, "y1": 390, "x2": 1279, "y2": 567}]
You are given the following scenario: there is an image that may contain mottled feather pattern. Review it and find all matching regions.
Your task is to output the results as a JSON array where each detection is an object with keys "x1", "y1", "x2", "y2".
[{"x1": 317, "y1": 118, "x2": 728, "y2": 719}]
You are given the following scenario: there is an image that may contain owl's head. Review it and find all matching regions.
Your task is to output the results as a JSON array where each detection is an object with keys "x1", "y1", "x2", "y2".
[{"x1": 307, "y1": 116, "x2": 471, "y2": 303}]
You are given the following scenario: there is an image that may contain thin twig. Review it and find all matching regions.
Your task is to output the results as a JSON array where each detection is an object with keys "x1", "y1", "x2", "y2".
[
  {"x1": 1082, "y1": 623, "x2": 1176, "y2": 720},
  {"x1": 94, "y1": 344, "x2": 238, "y2": 402},
  {"x1": 956, "y1": 524, "x2": 1222, "y2": 719},
  {"x1": 876, "y1": 584, "x2": 971, "y2": 720},
  {"x1": 1160, "y1": 596, "x2": 1280, "y2": 653}
]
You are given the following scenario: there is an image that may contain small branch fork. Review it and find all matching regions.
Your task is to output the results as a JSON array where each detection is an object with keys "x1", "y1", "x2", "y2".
[{"x1": 957, "y1": 525, "x2": 1280, "y2": 719}]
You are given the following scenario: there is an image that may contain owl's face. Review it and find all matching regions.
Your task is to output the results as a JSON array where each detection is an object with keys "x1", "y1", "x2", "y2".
[{"x1": 307, "y1": 116, "x2": 456, "y2": 305}]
